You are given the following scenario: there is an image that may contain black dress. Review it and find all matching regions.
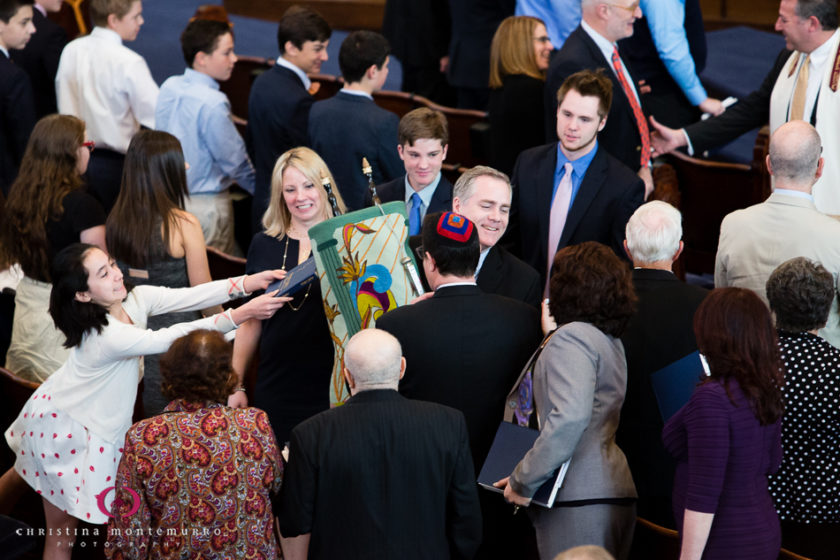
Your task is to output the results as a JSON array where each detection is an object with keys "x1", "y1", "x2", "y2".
[
  {"x1": 246, "y1": 232, "x2": 334, "y2": 444},
  {"x1": 488, "y1": 74, "x2": 546, "y2": 176}
]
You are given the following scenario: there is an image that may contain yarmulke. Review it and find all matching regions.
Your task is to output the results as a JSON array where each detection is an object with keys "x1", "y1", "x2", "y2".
[{"x1": 436, "y1": 212, "x2": 474, "y2": 243}]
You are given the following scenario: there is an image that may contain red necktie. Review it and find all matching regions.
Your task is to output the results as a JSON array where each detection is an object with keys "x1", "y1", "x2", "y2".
[{"x1": 611, "y1": 47, "x2": 650, "y2": 167}]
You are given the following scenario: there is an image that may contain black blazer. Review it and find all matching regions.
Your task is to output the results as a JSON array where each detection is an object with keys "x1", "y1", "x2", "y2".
[
  {"x1": 377, "y1": 284, "x2": 542, "y2": 468},
  {"x1": 247, "y1": 64, "x2": 313, "y2": 227},
  {"x1": 544, "y1": 26, "x2": 645, "y2": 172},
  {"x1": 277, "y1": 389, "x2": 482, "y2": 560},
  {"x1": 685, "y1": 48, "x2": 794, "y2": 153},
  {"x1": 370, "y1": 173, "x2": 453, "y2": 213},
  {"x1": 0, "y1": 52, "x2": 36, "y2": 196},
  {"x1": 10, "y1": 9, "x2": 67, "y2": 118},
  {"x1": 505, "y1": 142, "x2": 644, "y2": 284},
  {"x1": 447, "y1": 0, "x2": 515, "y2": 90},
  {"x1": 488, "y1": 74, "x2": 546, "y2": 176},
  {"x1": 309, "y1": 91, "x2": 403, "y2": 211},
  {"x1": 617, "y1": 268, "x2": 708, "y2": 527}
]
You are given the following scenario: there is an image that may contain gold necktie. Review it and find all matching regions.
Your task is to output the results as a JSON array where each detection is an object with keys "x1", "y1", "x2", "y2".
[{"x1": 790, "y1": 54, "x2": 810, "y2": 121}]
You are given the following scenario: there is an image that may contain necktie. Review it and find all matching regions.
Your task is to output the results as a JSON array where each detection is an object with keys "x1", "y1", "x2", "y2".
[
  {"x1": 611, "y1": 47, "x2": 651, "y2": 167},
  {"x1": 409, "y1": 192, "x2": 422, "y2": 235},
  {"x1": 545, "y1": 163, "x2": 573, "y2": 296},
  {"x1": 790, "y1": 54, "x2": 810, "y2": 121}
]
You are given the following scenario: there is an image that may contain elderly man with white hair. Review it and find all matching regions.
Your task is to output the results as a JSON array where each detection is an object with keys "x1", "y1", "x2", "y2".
[
  {"x1": 616, "y1": 200, "x2": 708, "y2": 529},
  {"x1": 277, "y1": 328, "x2": 482, "y2": 560}
]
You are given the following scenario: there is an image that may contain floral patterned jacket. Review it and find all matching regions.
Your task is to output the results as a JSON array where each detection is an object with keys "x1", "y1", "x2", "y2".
[{"x1": 106, "y1": 400, "x2": 283, "y2": 559}]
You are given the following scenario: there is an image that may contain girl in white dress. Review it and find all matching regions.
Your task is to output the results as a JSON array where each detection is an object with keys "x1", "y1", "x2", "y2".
[{"x1": 2, "y1": 243, "x2": 289, "y2": 560}]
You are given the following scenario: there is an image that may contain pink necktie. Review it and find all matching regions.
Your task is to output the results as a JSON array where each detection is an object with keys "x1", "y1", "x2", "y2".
[{"x1": 545, "y1": 162, "x2": 573, "y2": 296}]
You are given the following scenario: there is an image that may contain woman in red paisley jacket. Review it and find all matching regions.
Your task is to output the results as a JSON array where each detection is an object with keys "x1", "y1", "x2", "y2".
[{"x1": 105, "y1": 330, "x2": 284, "y2": 559}]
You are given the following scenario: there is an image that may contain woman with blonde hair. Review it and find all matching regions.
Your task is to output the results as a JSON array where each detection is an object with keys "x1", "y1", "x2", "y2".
[
  {"x1": 488, "y1": 15, "x2": 553, "y2": 175},
  {"x1": 0, "y1": 114, "x2": 105, "y2": 381},
  {"x1": 231, "y1": 147, "x2": 347, "y2": 443}
]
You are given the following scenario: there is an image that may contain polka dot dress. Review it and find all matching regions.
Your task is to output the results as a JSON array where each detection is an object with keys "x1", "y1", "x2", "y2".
[
  {"x1": 769, "y1": 331, "x2": 840, "y2": 523},
  {"x1": 4, "y1": 387, "x2": 123, "y2": 525}
]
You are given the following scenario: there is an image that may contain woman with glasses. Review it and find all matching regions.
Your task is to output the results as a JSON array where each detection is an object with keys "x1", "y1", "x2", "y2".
[
  {"x1": 488, "y1": 15, "x2": 553, "y2": 176},
  {"x1": 0, "y1": 114, "x2": 105, "y2": 382}
]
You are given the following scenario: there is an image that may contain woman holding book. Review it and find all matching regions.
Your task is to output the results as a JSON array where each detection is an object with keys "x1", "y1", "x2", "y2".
[
  {"x1": 495, "y1": 241, "x2": 638, "y2": 559},
  {"x1": 230, "y1": 147, "x2": 347, "y2": 444}
]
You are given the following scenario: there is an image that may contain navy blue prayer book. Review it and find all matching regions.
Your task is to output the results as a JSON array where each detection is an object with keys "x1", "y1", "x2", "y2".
[
  {"x1": 266, "y1": 257, "x2": 317, "y2": 297},
  {"x1": 651, "y1": 351, "x2": 709, "y2": 422},
  {"x1": 478, "y1": 421, "x2": 570, "y2": 508}
]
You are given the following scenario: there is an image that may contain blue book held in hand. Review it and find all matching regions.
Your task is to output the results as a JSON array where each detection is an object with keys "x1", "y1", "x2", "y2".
[
  {"x1": 651, "y1": 350, "x2": 709, "y2": 422},
  {"x1": 478, "y1": 422, "x2": 570, "y2": 508},
  {"x1": 266, "y1": 257, "x2": 318, "y2": 297}
]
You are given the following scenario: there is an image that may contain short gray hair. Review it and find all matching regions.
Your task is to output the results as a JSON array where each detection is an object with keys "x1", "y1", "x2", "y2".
[
  {"x1": 624, "y1": 201, "x2": 682, "y2": 264},
  {"x1": 453, "y1": 165, "x2": 511, "y2": 202},
  {"x1": 343, "y1": 329, "x2": 403, "y2": 388}
]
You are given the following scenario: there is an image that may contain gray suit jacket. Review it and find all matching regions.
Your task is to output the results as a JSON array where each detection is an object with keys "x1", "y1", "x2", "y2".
[
  {"x1": 504, "y1": 321, "x2": 637, "y2": 503},
  {"x1": 715, "y1": 191, "x2": 840, "y2": 348}
]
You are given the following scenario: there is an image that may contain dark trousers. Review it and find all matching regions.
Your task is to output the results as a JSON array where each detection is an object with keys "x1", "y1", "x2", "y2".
[{"x1": 84, "y1": 148, "x2": 125, "y2": 214}]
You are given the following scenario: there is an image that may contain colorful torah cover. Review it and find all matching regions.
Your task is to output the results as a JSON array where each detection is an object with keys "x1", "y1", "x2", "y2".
[{"x1": 308, "y1": 201, "x2": 422, "y2": 405}]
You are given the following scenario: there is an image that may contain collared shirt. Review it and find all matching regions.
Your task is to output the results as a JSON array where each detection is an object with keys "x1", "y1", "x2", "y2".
[
  {"x1": 34, "y1": 2, "x2": 46, "y2": 16},
  {"x1": 156, "y1": 68, "x2": 255, "y2": 195},
  {"x1": 516, "y1": 0, "x2": 581, "y2": 48},
  {"x1": 436, "y1": 281, "x2": 478, "y2": 290},
  {"x1": 581, "y1": 19, "x2": 641, "y2": 105},
  {"x1": 773, "y1": 188, "x2": 814, "y2": 201},
  {"x1": 641, "y1": 0, "x2": 707, "y2": 105},
  {"x1": 792, "y1": 29, "x2": 839, "y2": 122},
  {"x1": 56, "y1": 26, "x2": 159, "y2": 153},
  {"x1": 0, "y1": 46, "x2": 8, "y2": 58},
  {"x1": 275, "y1": 55, "x2": 311, "y2": 90},
  {"x1": 553, "y1": 140, "x2": 600, "y2": 209},
  {"x1": 476, "y1": 247, "x2": 491, "y2": 277},
  {"x1": 404, "y1": 172, "x2": 443, "y2": 222},
  {"x1": 339, "y1": 87, "x2": 373, "y2": 100}
]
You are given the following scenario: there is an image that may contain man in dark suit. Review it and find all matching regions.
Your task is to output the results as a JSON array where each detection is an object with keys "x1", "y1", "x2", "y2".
[
  {"x1": 9, "y1": 0, "x2": 66, "y2": 118},
  {"x1": 617, "y1": 200, "x2": 707, "y2": 529},
  {"x1": 370, "y1": 107, "x2": 453, "y2": 233},
  {"x1": 545, "y1": 0, "x2": 653, "y2": 196},
  {"x1": 377, "y1": 210, "x2": 542, "y2": 559},
  {"x1": 506, "y1": 69, "x2": 644, "y2": 288},
  {"x1": 309, "y1": 30, "x2": 402, "y2": 211},
  {"x1": 452, "y1": 165, "x2": 541, "y2": 308},
  {"x1": 247, "y1": 6, "x2": 331, "y2": 231},
  {"x1": 0, "y1": 0, "x2": 36, "y2": 196},
  {"x1": 277, "y1": 328, "x2": 482, "y2": 560}
]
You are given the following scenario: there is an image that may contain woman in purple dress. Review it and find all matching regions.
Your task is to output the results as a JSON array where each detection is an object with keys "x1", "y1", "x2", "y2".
[{"x1": 663, "y1": 287, "x2": 783, "y2": 560}]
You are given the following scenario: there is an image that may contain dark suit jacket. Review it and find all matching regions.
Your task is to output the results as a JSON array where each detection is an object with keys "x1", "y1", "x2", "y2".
[
  {"x1": 447, "y1": 0, "x2": 515, "y2": 91},
  {"x1": 488, "y1": 74, "x2": 546, "y2": 176},
  {"x1": 505, "y1": 142, "x2": 644, "y2": 284},
  {"x1": 0, "y1": 52, "x2": 36, "y2": 196},
  {"x1": 617, "y1": 268, "x2": 708, "y2": 527},
  {"x1": 545, "y1": 26, "x2": 645, "y2": 172},
  {"x1": 10, "y1": 9, "x2": 67, "y2": 118},
  {"x1": 247, "y1": 64, "x2": 313, "y2": 227},
  {"x1": 369, "y1": 173, "x2": 453, "y2": 213},
  {"x1": 277, "y1": 389, "x2": 482, "y2": 560},
  {"x1": 309, "y1": 91, "x2": 402, "y2": 211},
  {"x1": 377, "y1": 284, "x2": 542, "y2": 468},
  {"x1": 685, "y1": 48, "x2": 792, "y2": 153},
  {"x1": 406, "y1": 236, "x2": 541, "y2": 308}
]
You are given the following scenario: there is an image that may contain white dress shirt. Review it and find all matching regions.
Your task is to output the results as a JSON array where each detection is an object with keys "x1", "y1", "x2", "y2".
[{"x1": 56, "y1": 27, "x2": 159, "y2": 153}]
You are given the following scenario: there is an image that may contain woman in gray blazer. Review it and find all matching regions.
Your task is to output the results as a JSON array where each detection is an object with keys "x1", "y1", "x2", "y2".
[{"x1": 496, "y1": 241, "x2": 638, "y2": 559}]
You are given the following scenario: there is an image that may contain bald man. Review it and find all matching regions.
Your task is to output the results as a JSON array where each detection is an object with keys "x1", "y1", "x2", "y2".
[
  {"x1": 277, "y1": 329, "x2": 482, "y2": 560},
  {"x1": 715, "y1": 120, "x2": 840, "y2": 349}
]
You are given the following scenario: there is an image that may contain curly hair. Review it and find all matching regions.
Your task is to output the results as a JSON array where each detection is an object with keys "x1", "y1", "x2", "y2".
[
  {"x1": 766, "y1": 257, "x2": 835, "y2": 333},
  {"x1": 159, "y1": 330, "x2": 237, "y2": 403},
  {"x1": 548, "y1": 241, "x2": 636, "y2": 337},
  {"x1": 693, "y1": 288, "x2": 784, "y2": 426}
]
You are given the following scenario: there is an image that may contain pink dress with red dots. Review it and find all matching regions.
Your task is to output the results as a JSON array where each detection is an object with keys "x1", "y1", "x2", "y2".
[{"x1": 4, "y1": 278, "x2": 247, "y2": 523}]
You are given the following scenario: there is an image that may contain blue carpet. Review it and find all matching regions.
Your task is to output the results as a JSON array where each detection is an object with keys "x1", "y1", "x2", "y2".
[{"x1": 130, "y1": 0, "x2": 402, "y2": 89}]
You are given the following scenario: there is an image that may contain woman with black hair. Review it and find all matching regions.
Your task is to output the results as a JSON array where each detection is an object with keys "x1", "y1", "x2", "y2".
[{"x1": 2, "y1": 243, "x2": 288, "y2": 560}]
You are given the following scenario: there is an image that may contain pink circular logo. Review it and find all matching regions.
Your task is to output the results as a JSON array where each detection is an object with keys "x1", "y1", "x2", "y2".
[{"x1": 96, "y1": 486, "x2": 141, "y2": 519}]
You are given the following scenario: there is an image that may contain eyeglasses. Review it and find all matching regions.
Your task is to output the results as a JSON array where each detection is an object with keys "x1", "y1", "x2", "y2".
[
  {"x1": 605, "y1": 1, "x2": 640, "y2": 13},
  {"x1": 533, "y1": 35, "x2": 551, "y2": 44},
  {"x1": 82, "y1": 140, "x2": 96, "y2": 153},
  {"x1": 413, "y1": 244, "x2": 426, "y2": 262}
]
